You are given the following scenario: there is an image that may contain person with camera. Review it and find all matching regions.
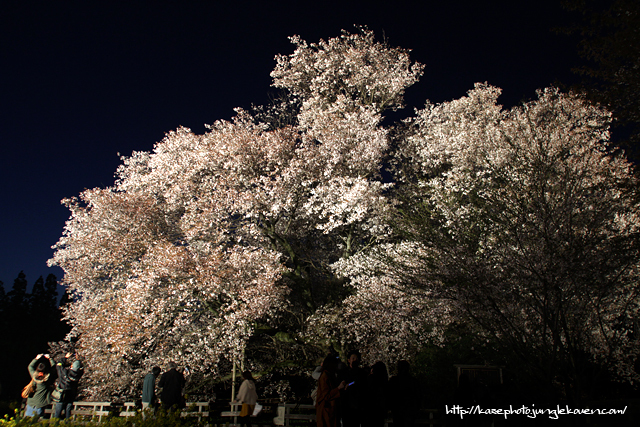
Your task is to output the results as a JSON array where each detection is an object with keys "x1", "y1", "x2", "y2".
[
  {"x1": 25, "y1": 353, "x2": 56, "y2": 417},
  {"x1": 51, "y1": 352, "x2": 84, "y2": 419}
]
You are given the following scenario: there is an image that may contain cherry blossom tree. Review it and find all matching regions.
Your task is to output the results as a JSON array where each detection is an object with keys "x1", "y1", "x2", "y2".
[
  {"x1": 391, "y1": 83, "x2": 640, "y2": 402},
  {"x1": 49, "y1": 28, "x2": 428, "y2": 398},
  {"x1": 310, "y1": 242, "x2": 452, "y2": 366},
  {"x1": 50, "y1": 26, "x2": 640, "y2": 402},
  {"x1": 51, "y1": 183, "x2": 288, "y2": 397}
]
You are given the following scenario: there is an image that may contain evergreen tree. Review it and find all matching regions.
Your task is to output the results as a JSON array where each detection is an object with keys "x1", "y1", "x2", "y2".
[
  {"x1": 29, "y1": 275, "x2": 59, "y2": 315},
  {"x1": 1, "y1": 272, "x2": 33, "y2": 402},
  {"x1": 7, "y1": 271, "x2": 28, "y2": 312},
  {"x1": 44, "y1": 274, "x2": 59, "y2": 309},
  {"x1": 29, "y1": 276, "x2": 46, "y2": 312}
]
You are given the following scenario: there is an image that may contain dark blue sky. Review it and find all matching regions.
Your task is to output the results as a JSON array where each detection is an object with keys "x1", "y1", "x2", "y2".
[{"x1": 0, "y1": 0, "x2": 579, "y2": 289}]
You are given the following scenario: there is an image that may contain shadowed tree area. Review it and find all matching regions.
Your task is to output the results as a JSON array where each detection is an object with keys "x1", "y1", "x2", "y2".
[{"x1": 561, "y1": 0, "x2": 640, "y2": 159}]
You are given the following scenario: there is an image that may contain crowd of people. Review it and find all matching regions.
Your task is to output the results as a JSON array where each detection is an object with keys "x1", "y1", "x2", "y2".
[
  {"x1": 140, "y1": 361, "x2": 188, "y2": 411},
  {"x1": 22, "y1": 350, "x2": 421, "y2": 426},
  {"x1": 314, "y1": 350, "x2": 421, "y2": 427},
  {"x1": 141, "y1": 363, "x2": 257, "y2": 427},
  {"x1": 22, "y1": 353, "x2": 191, "y2": 419},
  {"x1": 23, "y1": 353, "x2": 84, "y2": 419}
]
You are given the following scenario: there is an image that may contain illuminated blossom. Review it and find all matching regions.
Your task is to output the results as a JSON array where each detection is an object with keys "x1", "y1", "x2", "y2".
[
  {"x1": 394, "y1": 84, "x2": 640, "y2": 395},
  {"x1": 50, "y1": 29, "x2": 425, "y2": 398}
]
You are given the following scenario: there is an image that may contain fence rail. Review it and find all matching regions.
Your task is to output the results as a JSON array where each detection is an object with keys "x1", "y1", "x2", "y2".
[{"x1": 22, "y1": 400, "x2": 442, "y2": 426}]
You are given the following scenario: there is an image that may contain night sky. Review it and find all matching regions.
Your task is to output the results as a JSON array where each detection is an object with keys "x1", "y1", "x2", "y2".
[{"x1": 0, "y1": 0, "x2": 579, "y2": 289}]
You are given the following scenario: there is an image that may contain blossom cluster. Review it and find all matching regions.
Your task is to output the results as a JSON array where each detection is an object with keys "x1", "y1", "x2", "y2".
[
  {"x1": 49, "y1": 30, "x2": 640, "y2": 400},
  {"x1": 393, "y1": 84, "x2": 640, "y2": 385},
  {"x1": 50, "y1": 29, "x2": 426, "y2": 398}
]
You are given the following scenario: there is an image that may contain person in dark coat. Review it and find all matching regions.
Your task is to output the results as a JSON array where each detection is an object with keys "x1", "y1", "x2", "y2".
[
  {"x1": 158, "y1": 362, "x2": 185, "y2": 410},
  {"x1": 52, "y1": 353, "x2": 84, "y2": 419},
  {"x1": 365, "y1": 361, "x2": 389, "y2": 427},
  {"x1": 388, "y1": 360, "x2": 420, "y2": 427},
  {"x1": 340, "y1": 350, "x2": 367, "y2": 427}
]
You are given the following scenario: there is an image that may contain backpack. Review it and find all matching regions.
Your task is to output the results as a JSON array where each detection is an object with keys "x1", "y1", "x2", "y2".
[{"x1": 21, "y1": 379, "x2": 36, "y2": 399}]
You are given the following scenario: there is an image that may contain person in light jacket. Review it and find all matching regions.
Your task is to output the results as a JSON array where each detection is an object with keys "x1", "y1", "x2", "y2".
[
  {"x1": 142, "y1": 366, "x2": 161, "y2": 410},
  {"x1": 234, "y1": 371, "x2": 258, "y2": 427}
]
